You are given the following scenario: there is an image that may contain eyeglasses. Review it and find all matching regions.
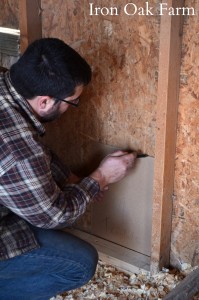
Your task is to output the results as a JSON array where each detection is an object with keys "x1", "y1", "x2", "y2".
[{"x1": 55, "y1": 96, "x2": 80, "y2": 107}]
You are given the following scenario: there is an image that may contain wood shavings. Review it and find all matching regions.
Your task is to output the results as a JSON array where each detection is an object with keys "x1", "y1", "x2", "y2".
[{"x1": 50, "y1": 260, "x2": 198, "y2": 300}]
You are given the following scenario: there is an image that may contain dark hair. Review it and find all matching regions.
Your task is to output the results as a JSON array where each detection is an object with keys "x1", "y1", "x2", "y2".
[{"x1": 10, "y1": 38, "x2": 92, "y2": 99}]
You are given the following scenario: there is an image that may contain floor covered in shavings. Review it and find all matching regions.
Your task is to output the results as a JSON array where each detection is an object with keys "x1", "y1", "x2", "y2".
[{"x1": 50, "y1": 260, "x2": 199, "y2": 300}]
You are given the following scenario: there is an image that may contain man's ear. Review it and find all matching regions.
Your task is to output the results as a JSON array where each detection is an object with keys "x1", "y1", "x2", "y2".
[
  {"x1": 37, "y1": 96, "x2": 55, "y2": 113},
  {"x1": 27, "y1": 96, "x2": 56, "y2": 116}
]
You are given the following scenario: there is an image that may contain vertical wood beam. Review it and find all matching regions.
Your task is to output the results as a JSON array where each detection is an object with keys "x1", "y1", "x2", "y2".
[
  {"x1": 150, "y1": 0, "x2": 184, "y2": 273},
  {"x1": 19, "y1": 0, "x2": 42, "y2": 53}
]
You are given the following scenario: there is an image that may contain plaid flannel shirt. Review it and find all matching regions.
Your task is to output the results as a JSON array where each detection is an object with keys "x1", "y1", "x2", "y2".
[{"x1": 0, "y1": 71, "x2": 99, "y2": 260}]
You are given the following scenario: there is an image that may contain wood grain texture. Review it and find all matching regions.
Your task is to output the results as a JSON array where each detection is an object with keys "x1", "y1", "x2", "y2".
[
  {"x1": 171, "y1": 0, "x2": 199, "y2": 269},
  {"x1": 19, "y1": 0, "x2": 42, "y2": 53},
  {"x1": 42, "y1": 0, "x2": 159, "y2": 164},
  {"x1": 0, "y1": 0, "x2": 19, "y2": 29},
  {"x1": 151, "y1": 0, "x2": 184, "y2": 273}
]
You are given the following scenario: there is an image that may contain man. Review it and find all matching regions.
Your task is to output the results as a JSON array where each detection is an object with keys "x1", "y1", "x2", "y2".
[{"x1": 0, "y1": 38, "x2": 136, "y2": 299}]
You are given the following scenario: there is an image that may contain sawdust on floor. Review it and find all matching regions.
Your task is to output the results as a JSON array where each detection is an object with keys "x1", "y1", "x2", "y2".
[{"x1": 50, "y1": 260, "x2": 199, "y2": 300}]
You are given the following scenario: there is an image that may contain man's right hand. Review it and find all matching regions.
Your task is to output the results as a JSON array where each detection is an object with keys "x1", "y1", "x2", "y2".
[{"x1": 90, "y1": 151, "x2": 137, "y2": 191}]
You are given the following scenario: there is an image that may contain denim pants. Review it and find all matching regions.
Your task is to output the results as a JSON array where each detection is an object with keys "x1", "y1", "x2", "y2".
[{"x1": 0, "y1": 226, "x2": 98, "y2": 300}]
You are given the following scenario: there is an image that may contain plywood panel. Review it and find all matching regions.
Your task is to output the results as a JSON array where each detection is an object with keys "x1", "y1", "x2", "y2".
[
  {"x1": 171, "y1": 0, "x2": 199, "y2": 268},
  {"x1": 0, "y1": 0, "x2": 19, "y2": 29},
  {"x1": 73, "y1": 142, "x2": 154, "y2": 256},
  {"x1": 92, "y1": 155, "x2": 154, "y2": 256},
  {"x1": 41, "y1": 0, "x2": 158, "y2": 265},
  {"x1": 42, "y1": 0, "x2": 159, "y2": 167}
]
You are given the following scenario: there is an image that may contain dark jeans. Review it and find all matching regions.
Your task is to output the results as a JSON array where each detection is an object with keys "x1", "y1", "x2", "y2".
[{"x1": 0, "y1": 226, "x2": 98, "y2": 300}]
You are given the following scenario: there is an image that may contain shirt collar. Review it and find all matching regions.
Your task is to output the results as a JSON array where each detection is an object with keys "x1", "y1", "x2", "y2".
[{"x1": 4, "y1": 71, "x2": 45, "y2": 136}]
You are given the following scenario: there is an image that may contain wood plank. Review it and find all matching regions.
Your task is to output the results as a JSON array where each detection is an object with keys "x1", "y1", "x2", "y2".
[
  {"x1": 74, "y1": 141, "x2": 154, "y2": 258},
  {"x1": 91, "y1": 154, "x2": 154, "y2": 257},
  {"x1": 150, "y1": 0, "x2": 184, "y2": 273},
  {"x1": 164, "y1": 268, "x2": 199, "y2": 300},
  {"x1": 19, "y1": 0, "x2": 42, "y2": 53},
  {"x1": 63, "y1": 228, "x2": 150, "y2": 274}
]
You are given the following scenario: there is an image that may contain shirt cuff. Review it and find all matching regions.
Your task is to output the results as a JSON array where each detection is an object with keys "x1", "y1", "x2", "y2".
[{"x1": 78, "y1": 177, "x2": 100, "y2": 201}]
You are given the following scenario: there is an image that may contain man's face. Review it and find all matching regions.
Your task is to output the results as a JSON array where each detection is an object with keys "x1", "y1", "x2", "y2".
[{"x1": 39, "y1": 85, "x2": 84, "y2": 122}]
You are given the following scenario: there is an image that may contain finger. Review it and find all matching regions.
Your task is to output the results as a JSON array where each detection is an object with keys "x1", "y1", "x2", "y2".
[
  {"x1": 103, "y1": 186, "x2": 109, "y2": 191},
  {"x1": 110, "y1": 150, "x2": 128, "y2": 157},
  {"x1": 131, "y1": 151, "x2": 138, "y2": 158},
  {"x1": 126, "y1": 152, "x2": 137, "y2": 160},
  {"x1": 123, "y1": 153, "x2": 137, "y2": 168}
]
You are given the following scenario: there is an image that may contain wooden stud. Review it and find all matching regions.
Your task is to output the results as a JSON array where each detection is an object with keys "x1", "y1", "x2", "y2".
[
  {"x1": 19, "y1": 0, "x2": 42, "y2": 53},
  {"x1": 150, "y1": 0, "x2": 184, "y2": 274}
]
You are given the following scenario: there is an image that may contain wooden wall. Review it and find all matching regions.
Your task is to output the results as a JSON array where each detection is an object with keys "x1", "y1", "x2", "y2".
[
  {"x1": 42, "y1": 0, "x2": 159, "y2": 243},
  {"x1": 42, "y1": 0, "x2": 159, "y2": 171},
  {"x1": 0, "y1": 0, "x2": 19, "y2": 29},
  {"x1": 171, "y1": 0, "x2": 199, "y2": 268},
  {"x1": 41, "y1": 0, "x2": 199, "y2": 268}
]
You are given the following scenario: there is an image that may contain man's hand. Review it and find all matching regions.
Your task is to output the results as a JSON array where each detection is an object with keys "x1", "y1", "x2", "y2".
[{"x1": 90, "y1": 151, "x2": 137, "y2": 191}]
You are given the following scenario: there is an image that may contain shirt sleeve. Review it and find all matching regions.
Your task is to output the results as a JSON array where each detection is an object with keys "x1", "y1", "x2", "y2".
[
  {"x1": 0, "y1": 153, "x2": 100, "y2": 229},
  {"x1": 48, "y1": 148, "x2": 72, "y2": 189}
]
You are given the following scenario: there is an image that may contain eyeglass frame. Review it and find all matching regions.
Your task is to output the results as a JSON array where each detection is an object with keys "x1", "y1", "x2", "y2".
[{"x1": 54, "y1": 96, "x2": 80, "y2": 107}]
